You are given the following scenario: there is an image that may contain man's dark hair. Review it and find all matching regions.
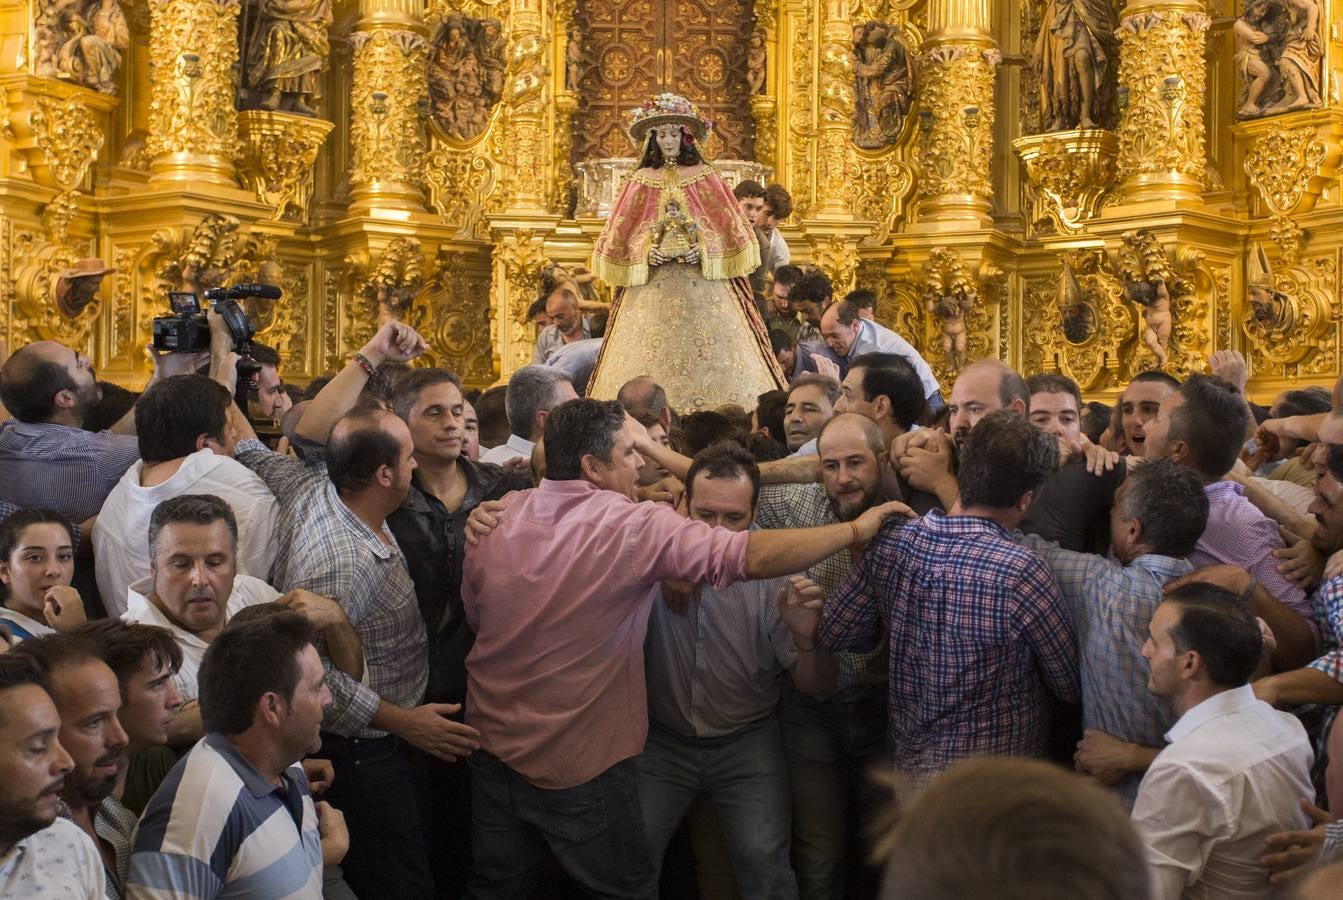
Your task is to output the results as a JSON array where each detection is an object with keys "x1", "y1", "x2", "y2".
[
  {"x1": 250, "y1": 343, "x2": 281, "y2": 368},
  {"x1": 303, "y1": 375, "x2": 334, "y2": 400},
  {"x1": 773, "y1": 264, "x2": 803, "y2": 290},
  {"x1": 474, "y1": 384, "x2": 510, "y2": 449},
  {"x1": 1168, "y1": 374, "x2": 1249, "y2": 480},
  {"x1": 0, "y1": 346, "x2": 79, "y2": 423},
  {"x1": 1118, "y1": 457, "x2": 1209, "y2": 558},
  {"x1": 83, "y1": 382, "x2": 139, "y2": 433},
  {"x1": 543, "y1": 398, "x2": 625, "y2": 481},
  {"x1": 199, "y1": 610, "x2": 315, "y2": 736},
  {"x1": 763, "y1": 184, "x2": 793, "y2": 220},
  {"x1": 832, "y1": 301, "x2": 862, "y2": 327},
  {"x1": 958, "y1": 410, "x2": 1060, "y2": 509},
  {"x1": 1026, "y1": 373, "x2": 1082, "y2": 410},
  {"x1": 71, "y1": 620, "x2": 182, "y2": 696},
  {"x1": 790, "y1": 373, "x2": 841, "y2": 407},
  {"x1": 1130, "y1": 370, "x2": 1181, "y2": 391},
  {"x1": 791, "y1": 271, "x2": 833, "y2": 306},
  {"x1": 390, "y1": 368, "x2": 463, "y2": 422},
  {"x1": 11, "y1": 634, "x2": 101, "y2": 690},
  {"x1": 844, "y1": 289, "x2": 877, "y2": 311},
  {"x1": 1081, "y1": 401, "x2": 1112, "y2": 444},
  {"x1": 733, "y1": 179, "x2": 766, "y2": 200},
  {"x1": 526, "y1": 296, "x2": 548, "y2": 320},
  {"x1": 0, "y1": 654, "x2": 51, "y2": 728},
  {"x1": 328, "y1": 407, "x2": 403, "y2": 495},
  {"x1": 1277, "y1": 386, "x2": 1332, "y2": 418},
  {"x1": 135, "y1": 375, "x2": 232, "y2": 464},
  {"x1": 850, "y1": 352, "x2": 926, "y2": 431},
  {"x1": 225, "y1": 601, "x2": 287, "y2": 629},
  {"x1": 685, "y1": 443, "x2": 761, "y2": 509},
  {"x1": 0, "y1": 509, "x2": 74, "y2": 604},
  {"x1": 148, "y1": 494, "x2": 238, "y2": 558},
  {"x1": 768, "y1": 329, "x2": 794, "y2": 357},
  {"x1": 682, "y1": 411, "x2": 746, "y2": 457},
  {"x1": 756, "y1": 389, "x2": 788, "y2": 444},
  {"x1": 505, "y1": 366, "x2": 573, "y2": 439},
  {"x1": 1162, "y1": 583, "x2": 1262, "y2": 688}
]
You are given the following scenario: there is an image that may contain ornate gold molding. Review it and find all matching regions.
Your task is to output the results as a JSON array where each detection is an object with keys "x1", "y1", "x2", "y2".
[
  {"x1": 1112, "y1": 8, "x2": 1209, "y2": 204},
  {"x1": 810, "y1": 235, "x2": 859, "y2": 294},
  {"x1": 1012, "y1": 130, "x2": 1118, "y2": 235},
  {"x1": 1022, "y1": 250, "x2": 1136, "y2": 391},
  {"x1": 236, "y1": 111, "x2": 334, "y2": 221},
  {"x1": 912, "y1": 44, "x2": 999, "y2": 223},
  {"x1": 349, "y1": 28, "x2": 430, "y2": 208},
  {"x1": 495, "y1": 228, "x2": 546, "y2": 374},
  {"x1": 145, "y1": 0, "x2": 242, "y2": 186},
  {"x1": 420, "y1": 248, "x2": 496, "y2": 385},
  {"x1": 812, "y1": 0, "x2": 857, "y2": 219}
]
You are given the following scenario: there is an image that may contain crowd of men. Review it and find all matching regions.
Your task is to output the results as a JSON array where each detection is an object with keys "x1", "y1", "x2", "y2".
[{"x1": 1, "y1": 226, "x2": 1343, "y2": 900}]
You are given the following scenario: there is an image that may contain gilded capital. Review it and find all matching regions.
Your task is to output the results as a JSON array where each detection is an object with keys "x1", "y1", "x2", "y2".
[{"x1": 145, "y1": 0, "x2": 242, "y2": 186}]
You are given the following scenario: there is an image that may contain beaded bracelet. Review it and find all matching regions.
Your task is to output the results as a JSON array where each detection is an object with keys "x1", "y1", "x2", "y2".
[{"x1": 351, "y1": 352, "x2": 379, "y2": 379}]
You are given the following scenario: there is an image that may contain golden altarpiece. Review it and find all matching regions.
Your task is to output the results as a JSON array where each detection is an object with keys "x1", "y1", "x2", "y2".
[{"x1": 1, "y1": 0, "x2": 1342, "y2": 400}]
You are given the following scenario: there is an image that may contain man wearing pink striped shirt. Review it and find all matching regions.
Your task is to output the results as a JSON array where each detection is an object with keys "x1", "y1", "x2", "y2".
[{"x1": 461, "y1": 398, "x2": 906, "y2": 898}]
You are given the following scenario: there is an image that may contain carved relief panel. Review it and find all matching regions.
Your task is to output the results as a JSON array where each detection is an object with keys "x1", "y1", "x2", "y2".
[{"x1": 573, "y1": 0, "x2": 756, "y2": 161}]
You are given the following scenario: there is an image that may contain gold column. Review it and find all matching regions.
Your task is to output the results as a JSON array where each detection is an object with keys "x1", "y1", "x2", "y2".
[
  {"x1": 913, "y1": 0, "x2": 999, "y2": 225},
  {"x1": 500, "y1": 0, "x2": 549, "y2": 213},
  {"x1": 1111, "y1": 0, "x2": 1209, "y2": 205},
  {"x1": 811, "y1": 0, "x2": 854, "y2": 219},
  {"x1": 145, "y1": 0, "x2": 241, "y2": 187},
  {"x1": 348, "y1": 1, "x2": 429, "y2": 212}
]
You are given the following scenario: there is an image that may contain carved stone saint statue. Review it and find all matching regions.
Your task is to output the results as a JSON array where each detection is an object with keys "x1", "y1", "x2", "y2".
[
  {"x1": 1272, "y1": 0, "x2": 1321, "y2": 112},
  {"x1": 428, "y1": 12, "x2": 508, "y2": 141},
  {"x1": 747, "y1": 32, "x2": 767, "y2": 95},
  {"x1": 242, "y1": 0, "x2": 334, "y2": 116},
  {"x1": 850, "y1": 21, "x2": 913, "y2": 149},
  {"x1": 35, "y1": 0, "x2": 129, "y2": 94},
  {"x1": 1034, "y1": 0, "x2": 1118, "y2": 131},
  {"x1": 565, "y1": 26, "x2": 583, "y2": 91},
  {"x1": 55, "y1": 258, "x2": 115, "y2": 318},
  {"x1": 1234, "y1": 0, "x2": 1323, "y2": 118}
]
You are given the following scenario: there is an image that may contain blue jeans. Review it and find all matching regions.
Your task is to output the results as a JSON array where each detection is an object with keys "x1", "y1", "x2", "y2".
[
  {"x1": 319, "y1": 732, "x2": 434, "y2": 900},
  {"x1": 637, "y1": 718, "x2": 798, "y2": 900},
  {"x1": 466, "y1": 751, "x2": 657, "y2": 899},
  {"x1": 781, "y1": 685, "x2": 887, "y2": 900}
]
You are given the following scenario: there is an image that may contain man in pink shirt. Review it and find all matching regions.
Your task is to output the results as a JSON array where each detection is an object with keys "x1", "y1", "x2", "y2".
[{"x1": 461, "y1": 398, "x2": 904, "y2": 898}]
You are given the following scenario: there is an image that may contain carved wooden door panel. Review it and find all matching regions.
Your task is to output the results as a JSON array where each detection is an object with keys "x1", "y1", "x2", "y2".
[{"x1": 573, "y1": 0, "x2": 755, "y2": 162}]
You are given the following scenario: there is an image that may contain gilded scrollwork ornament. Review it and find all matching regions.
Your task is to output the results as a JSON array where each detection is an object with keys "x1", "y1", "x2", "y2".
[
  {"x1": 912, "y1": 45, "x2": 999, "y2": 221},
  {"x1": 1242, "y1": 240, "x2": 1338, "y2": 369},
  {"x1": 236, "y1": 111, "x2": 334, "y2": 221},
  {"x1": 496, "y1": 229, "x2": 546, "y2": 372},
  {"x1": 349, "y1": 28, "x2": 429, "y2": 199},
  {"x1": 921, "y1": 248, "x2": 980, "y2": 375},
  {"x1": 810, "y1": 236, "x2": 860, "y2": 295},
  {"x1": 27, "y1": 95, "x2": 106, "y2": 190},
  {"x1": 419, "y1": 248, "x2": 496, "y2": 385},
  {"x1": 1021, "y1": 249, "x2": 1136, "y2": 390},
  {"x1": 1012, "y1": 130, "x2": 1118, "y2": 235},
  {"x1": 1243, "y1": 125, "x2": 1331, "y2": 217}
]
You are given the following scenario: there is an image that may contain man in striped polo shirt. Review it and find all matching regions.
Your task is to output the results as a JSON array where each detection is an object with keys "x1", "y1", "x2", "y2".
[{"x1": 126, "y1": 611, "x2": 346, "y2": 899}]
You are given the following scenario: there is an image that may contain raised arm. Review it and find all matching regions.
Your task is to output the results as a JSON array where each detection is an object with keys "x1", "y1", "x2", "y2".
[
  {"x1": 296, "y1": 322, "x2": 429, "y2": 445},
  {"x1": 745, "y1": 500, "x2": 912, "y2": 579}
]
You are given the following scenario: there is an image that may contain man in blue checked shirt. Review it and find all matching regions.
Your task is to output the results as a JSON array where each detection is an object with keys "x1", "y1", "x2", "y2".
[{"x1": 817, "y1": 410, "x2": 1080, "y2": 788}]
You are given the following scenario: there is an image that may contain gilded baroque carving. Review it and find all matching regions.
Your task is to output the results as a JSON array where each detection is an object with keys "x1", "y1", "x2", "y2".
[
  {"x1": 1113, "y1": 230, "x2": 1209, "y2": 376},
  {"x1": 1032, "y1": 0, "x2": 1118, "y2": 132},
  {"x1": 811, "y1": 236, "x2": 859, "y2": 294},
  {"x1": 748, "y1": 31, "x2": 767, "y2": 95},
  {"x1": 497, "y1": 230, "x2": 546, "y2": 372},
  {"x1": 851, "y1": 21, "x2": 913, "y2": 149},
  {"x1": 1243, "y1": 241, "x2": 1337, "y2": 367},
  {"x1": 912, "y1": 46, "x2": 999, "y2": 204},
  {"x1": 236, "y1": 111, "x2": 334, "y2": 221},
  {"x1": 426, "y1": 146, "x2": 497, "y2": 237},
  {"x1": 1013, "y1": 130, "x2": 1118, "y2": 235},
  {"x1": 152, "y1": 214, "x2": 243, "y2": 298},
  {"x1": 852, "y1": 154, "x2": 914, "y2": 246},
  {"x1": 419, "y1": 248, "x2": 495, "y2": 385},
  {"x1": 1113, "y1": 11, "x2": 1209, "y2": 188},
  {"x1": 110, "y1": 244, "x2": 140, "y2": 358},
  {"x1": 11, "y1": 230, "x2": 93, "y2": 349},
  {"x1": 231, "y1": 240, "x2": 309, "y2": 367},
  {"x1": 361, "y1": 238, "x2": 427, "y2": 327},
  {"x1": 349, "y1": 29, "x2": 429, "y2": 191},
  {"x1": 145, "y1": 0, "x2": 242, "y2": 163},
  {"x1": 41, "y1": 190, "x2": 82, "y2": 246},
  {"x1": 1021, "y1": 249, "x2": 1136, "y2": 390},
  {"x1": 751, "y1": 95, "x2": 778, "y2": 173},
  {"x1": 921, "y1": 247, "x2": 979, "y2": 374},
  {"x1": 1243, "y1": 125, "x2": 1328, "y2": 215},
  {"x1": 240, "y1": 0, "x2": 333, "y2": 116},
  {"x1": 35, "y1": 0, "x2": 130, "y2": 94},
  {"x1": 1234, "y1": 0, "x2": 1323, "y2": 119},
  {"x1": 427, "y1": 12, "x2": 507, "y2": 141},
  {"x1": 30, "y1": 95, "x2": 105, "y2": 190},
  {"x1": 788, "y1": 12, "x2": 816, "y2": 217}
]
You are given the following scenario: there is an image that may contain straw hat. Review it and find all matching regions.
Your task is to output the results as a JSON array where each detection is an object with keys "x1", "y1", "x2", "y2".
[{"x1": 628, "y1": 93, "x2": 711, "y2": 147}]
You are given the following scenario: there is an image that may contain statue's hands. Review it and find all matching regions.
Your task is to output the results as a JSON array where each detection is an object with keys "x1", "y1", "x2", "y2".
[
  {"x1": 648, "y1": 248, "x2": 668, "y2": 267},
  {"x1": 684, "y1": 247, "x2": 701, "y2": 265}
]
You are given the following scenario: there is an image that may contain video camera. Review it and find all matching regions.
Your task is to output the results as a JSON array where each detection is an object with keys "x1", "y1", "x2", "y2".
[{"x1": 151, "y1": 283, "x2": 282, "y2": 409}]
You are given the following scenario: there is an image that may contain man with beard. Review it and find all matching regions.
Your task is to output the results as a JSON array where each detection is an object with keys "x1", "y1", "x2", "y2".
[
  {"x1": 13, "y1": 635, "x2": 131, "y2": 898},
  {"x1": 0, "y1": 339, "x2": 208, "y2": 522},
  {"x1": 0, "y1": 653, "x2": 100, "y2": 896},
  {"x1": 128, "y1": 611, "x2": 343, "y2": 898},
  {"x1": 534, "y1": 286, "x2": 591, "y2": 364}
]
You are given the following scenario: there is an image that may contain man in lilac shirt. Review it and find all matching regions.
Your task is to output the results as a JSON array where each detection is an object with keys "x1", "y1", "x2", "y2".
[
  {"x1": 461, "y1": 398, "x2": 906, "y2": 898},
  {"x1": 1144, "y1": 374, "x2": 1320, "y2": 665}
]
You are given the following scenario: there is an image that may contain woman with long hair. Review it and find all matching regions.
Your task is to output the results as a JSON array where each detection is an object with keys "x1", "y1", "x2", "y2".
[
  {"x1": 0, "y1": 508, "x2": 86, "y2": 641},
  {"x1": 587, "y1": 94, "x2": 785, "y2": 412}
]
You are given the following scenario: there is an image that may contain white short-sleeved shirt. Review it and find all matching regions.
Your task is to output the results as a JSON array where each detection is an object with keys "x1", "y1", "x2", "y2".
[{"x1": 0, "y1": 817, "x2": 105, "y2": 898}]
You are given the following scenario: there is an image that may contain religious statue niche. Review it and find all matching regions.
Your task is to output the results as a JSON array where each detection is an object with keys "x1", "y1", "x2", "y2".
[
  {"x1": 1116, "y1": 230, "x2": 1194, "y2": 370},
  {"x1": 1031, "y1": 0, "x2": 1119, "y2": 131},
  {"x1": 1234, "y1": 0, "x2": 1323, "y2": 119},
  {"x1": 1058, "y1": 259, "x2": 1099, "y2": 344},
  {"x1": 239, "y1": 0, "x2": 334, "y2": 116},
  {"x1": 921, "y1": 248, "x2": 982, "y2": 375},
  {"x1": 34, "y1": 0, "x2": 130, "y2": 94},
  {"x1": 850, "y1": 22, "x2": 914, "y2": 150},
  {"x1": 427, "y1": 12, "x2": 507, "y2": 142}
]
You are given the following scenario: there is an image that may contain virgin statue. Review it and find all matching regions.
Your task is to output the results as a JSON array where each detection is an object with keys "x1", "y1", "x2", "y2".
[{"x1": 586, "y1": 94, "x2": 786, "y2": 412}]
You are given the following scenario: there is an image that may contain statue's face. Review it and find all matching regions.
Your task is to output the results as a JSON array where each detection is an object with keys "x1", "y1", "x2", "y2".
[{"x1": 654, "y1": 125, "x2": 682, "y2": 162}]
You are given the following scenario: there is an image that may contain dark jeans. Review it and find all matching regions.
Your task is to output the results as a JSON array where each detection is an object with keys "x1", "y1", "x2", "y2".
[
  {"x1": 319, "y1": 732, "x2": 434, "y2": 900},
  {"x1": 411, "y1": 744, "x2": 474, "y2": 900},
  {"x1": 637, "y1": 719, "x2": 797, "y2": 900},
  {"x1": 466, "y1": 751, "x2": 657, "y2": 900},
  {"x1": 781, "y1": 685, "x2": 887, "y2": 900}
]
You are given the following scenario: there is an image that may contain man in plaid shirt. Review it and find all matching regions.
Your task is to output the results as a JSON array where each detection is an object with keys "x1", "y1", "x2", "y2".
[{"x1": 818, "y1": 411, "x2": 1080, "y2": 785}]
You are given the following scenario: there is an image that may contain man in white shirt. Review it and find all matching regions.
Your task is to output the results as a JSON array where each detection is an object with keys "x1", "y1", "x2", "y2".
[
  {"x1": 0, "y1": 653, "x2": 105, "y2": 898},
  {"x1": 819, "y1": 300, "x2": 941, "y2": 408},
  {"x1": 120, "y1": 494, "x2": 359, "y2": 748},
  {"x1": 95, "y1": 374, "x2": 277, "y2": 615},
  {"x1": 760, "y1": 185, "x2": 793, "y2": 277},
  {"x1": 479, "y1": 366, "x2": 577, "y2": 464},
  {"x1": 1132, "y1": 582, "x2": 1314, "y2": 899}
]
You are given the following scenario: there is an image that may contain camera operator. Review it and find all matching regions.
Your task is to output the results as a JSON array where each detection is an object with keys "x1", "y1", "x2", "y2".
[{"x1": 250, "y1": 342, "x2": 292, "y2": 424}]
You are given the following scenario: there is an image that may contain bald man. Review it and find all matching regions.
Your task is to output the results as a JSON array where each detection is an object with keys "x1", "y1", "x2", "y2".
[{"x1": 816, "y1": 301, "x2": 941, "y2": 409}]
